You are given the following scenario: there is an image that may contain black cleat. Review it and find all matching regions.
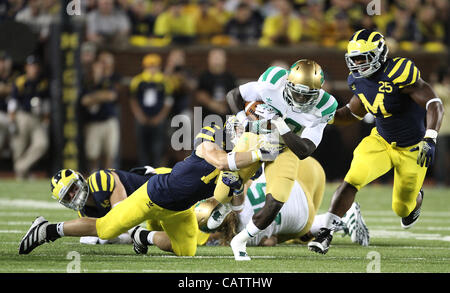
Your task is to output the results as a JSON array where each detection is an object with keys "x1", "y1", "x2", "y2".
[
  {"x1": 308, "y1": 228, "x2": 333, "y2": 255},
  {"x1": 401, "y1": 189, "x2": 424, "y2": 229},
  {"x1": 130, "y1": 226, "x2": 148, "y2": 255}
]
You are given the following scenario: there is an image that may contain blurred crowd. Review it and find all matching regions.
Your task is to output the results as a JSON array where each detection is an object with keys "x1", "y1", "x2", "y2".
[
  {"x1": 0, "y1": 0, "x2": 448, "y2": 51},
  {"x1": 0, "y1": 0, "x2": 448, "y2": 185}
]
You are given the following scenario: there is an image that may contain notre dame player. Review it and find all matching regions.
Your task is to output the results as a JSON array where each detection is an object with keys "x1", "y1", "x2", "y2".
[
  {"x1": 308, "y1": 29, "x2": 444, "y2": 254},
  {"x1": 18, "y1": 124, "x2": 276, "y2": 256}
]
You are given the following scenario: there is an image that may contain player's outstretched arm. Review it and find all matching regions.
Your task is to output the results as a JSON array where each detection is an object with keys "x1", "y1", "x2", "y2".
[
  {"x1": 196, "y1": 141, "x2": 270, "y2": 171},
  {"x1": 330, "y1": 95, "x2": 367, "y2": 125}
]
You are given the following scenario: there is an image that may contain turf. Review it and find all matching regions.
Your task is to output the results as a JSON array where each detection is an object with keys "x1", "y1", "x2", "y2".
[{"x1": 0, "y1": 179, "x2": 449, "y2": 273}]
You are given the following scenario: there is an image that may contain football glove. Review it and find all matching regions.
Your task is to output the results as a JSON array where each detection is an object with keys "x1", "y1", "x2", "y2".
[
  {"x1": 270, "y1": 116, "x2": 291, "y2": 135},
  {"x1": 254, "y1": 103, "x2": 278, "y2": 120},
  {"x1": 222, "y1": 171, "x2": 244, "y2": 194},
  {"x1": 410, "y1": 138, "x2": 436, "y2": 168}
]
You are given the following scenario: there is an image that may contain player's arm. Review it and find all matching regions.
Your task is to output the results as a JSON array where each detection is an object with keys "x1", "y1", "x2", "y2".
[
  {"x1": 108, "y1": 172, "x2": 127, "y2": 208},
  {"x1": 196, "y1": 141, "x2": 270, "y2": 171},
  {"x1": 331, "y1": 95, "x2": 367, "y2": 125},
  {"x1": 401, "y1": 78, "x2": 444, "y2": 135},
  {"x1": 226, "y1": 82, "x2": 262, "y2": 113}
]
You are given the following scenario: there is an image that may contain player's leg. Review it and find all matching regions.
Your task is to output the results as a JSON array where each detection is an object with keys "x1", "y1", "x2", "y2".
[
  {"x1": 391, "y1": 147, "x2": 427, "y2": 228},
  {"x1": 231, "y1": 149, "x2": 298, "y2": 260},
  {"x1": 160, "y1": 207, "x2": 199, "y2": 256},
  {"x1": 309, "y1": 130, "x2": 392, "y2": 254}
]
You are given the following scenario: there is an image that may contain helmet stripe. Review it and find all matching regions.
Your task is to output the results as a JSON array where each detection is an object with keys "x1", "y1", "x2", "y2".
[
  {"x1": 367, "y1": 31, "x2": 382, "y2": 43},
  {"x1": 351, "y1": 29, "x2": 364, "y2": 41}
]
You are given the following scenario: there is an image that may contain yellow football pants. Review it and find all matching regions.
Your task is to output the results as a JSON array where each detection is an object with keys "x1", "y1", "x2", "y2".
[
  {"x1": 96, "y1": 181, "x2": 198, "y2": 256},
  {"x1": 344, "y1": 128, "x2": 427, "y2": 217}
]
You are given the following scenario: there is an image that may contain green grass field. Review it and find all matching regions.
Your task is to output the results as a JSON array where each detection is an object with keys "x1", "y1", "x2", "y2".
[{"x1": 0, "y1": 179, "x2": 449, "y2": 274}]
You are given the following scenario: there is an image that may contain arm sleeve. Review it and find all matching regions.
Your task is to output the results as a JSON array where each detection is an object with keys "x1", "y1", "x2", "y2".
[
  {"x1": 238, "y1": 81, "x2": 262, "y2": 102},
  {"x1": 300, "y1": 122, "x2": 327, "y2": 148}
]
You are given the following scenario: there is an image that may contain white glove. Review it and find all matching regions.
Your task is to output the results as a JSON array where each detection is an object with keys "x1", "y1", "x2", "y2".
[
  {"x1": 254, "y1": 103, "x2": 278, "y2": 120},
  {"x1": 270, "y1": 116, "x2": 291, "y2": 135}
]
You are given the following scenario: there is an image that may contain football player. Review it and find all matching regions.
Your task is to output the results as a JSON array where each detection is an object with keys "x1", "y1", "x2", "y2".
[
  {"x1": 49, "y1": 166, "x2": 170, "y2": 246},
  {"x1": 208, "y1": 59, "x2": 338, "y2": 260},
  {"x1": 196, "y1": 157, "x2": 370, "y2": 248},
  {"x1": 18, "y1": 124, "x2": 276, "y2": 256},
  {"x1": 308, "y1": 29, "x2": 444, "y2": 255}
]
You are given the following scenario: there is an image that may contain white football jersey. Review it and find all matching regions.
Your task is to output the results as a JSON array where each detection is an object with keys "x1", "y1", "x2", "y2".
[
  {"x1": 238, "y1": 170, "x2": 310, "y2": 246},
  {"x1": 239, "y1": 66, "x2": 338, "y2": 147}
]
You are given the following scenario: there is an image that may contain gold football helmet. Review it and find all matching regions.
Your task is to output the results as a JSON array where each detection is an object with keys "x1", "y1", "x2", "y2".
[
  {"x1": 284, "y1": 59, "x2": 325, "y2": 112},
  {"x1": 194, "y1": 198, "x2": 219, "y2": 233},
  {"x1": 345, "y1": 29, "x2": 388, "y2": 78},
  {"x1": 50, "y1": 169, "x2": 89, "y2": 211}
]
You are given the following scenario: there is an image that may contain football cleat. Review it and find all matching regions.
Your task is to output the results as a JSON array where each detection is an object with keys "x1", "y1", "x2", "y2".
[
  {"x1": 308, "y1": 228, "x2": 333, "y2": 255},
  {"x1": 230, "y1": 235, "x2": 251, "y2": 261},
  {"x1": 401, "y1": 189, "x2": 424, "y2": 229},
  {"x1": 341, "y1": 202, "x2": 370, "y2": 246},
  {"x1": 19, "y1": 216, "x2": 50, "y2": 255},
  {"x1": 130, "y1": 226, "x2": 148, "y2": 255},
  {"x1": 206, "y1": 202, "x2": 232, "y2": 231}
]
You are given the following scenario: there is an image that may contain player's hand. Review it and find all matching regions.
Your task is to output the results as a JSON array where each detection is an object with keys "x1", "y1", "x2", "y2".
[
  {"x1": 270, "y1": 116, "x2": 291, "y2": 135},
  {"x1": 221, "y1": 171, "x2": 244, "y2": 194},
  {"x1": 254, "y1": 103, "x2": 277, "y2": 120},
  {"x1": 409, "y1": 138, "x2": 436, "y2": 168}
]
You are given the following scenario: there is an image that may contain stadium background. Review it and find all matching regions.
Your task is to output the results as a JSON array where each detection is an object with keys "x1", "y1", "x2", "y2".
[{"x1": 0, "y1": 0, "x2": 448, "y2": 185}]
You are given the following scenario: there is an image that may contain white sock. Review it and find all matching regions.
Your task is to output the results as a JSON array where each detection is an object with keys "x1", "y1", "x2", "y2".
[
  {"x1": 56, "y1": 222, "x2": 65, "y2": 237},
  {"x1": 245, "y1": 219, "x2": 261, "y2": 237},
  {"x1": 324, "y1": 212, "x2": 341, "y2": 230},
  {"x1": 147, "y1": 231, "x2": 156, "y2": 245},
  {"x1": 310, "y1": 213, "x2": 328, "y2": 236}
]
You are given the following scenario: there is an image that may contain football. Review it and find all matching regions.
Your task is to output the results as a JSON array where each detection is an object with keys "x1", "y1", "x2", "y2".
[{"x1": 244, "y1": 101, "x2": 265, "y2": 121}]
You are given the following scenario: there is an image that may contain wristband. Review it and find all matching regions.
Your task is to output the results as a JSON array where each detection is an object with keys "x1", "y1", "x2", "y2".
[
  {"x1": 227, "y1": 152, "x2": 239, "y2": 171},
  {"x1": 273, "y1": 118, "x2": 291, "y2": 135},
  {"x1": 251, "y1": 150, "x2": 262, "y2": 162},
  {"x1": 424, "y1": 129, "x2": 438, "y2": 143}
]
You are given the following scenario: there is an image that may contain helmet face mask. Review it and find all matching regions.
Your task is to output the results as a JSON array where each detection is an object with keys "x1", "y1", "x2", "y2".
[
  {"x1": 284, "y1": 81, "x2": 320, "y2": 113},
  {"x1": 51, "y1": 169, "x2": 89, "y2": 211}
]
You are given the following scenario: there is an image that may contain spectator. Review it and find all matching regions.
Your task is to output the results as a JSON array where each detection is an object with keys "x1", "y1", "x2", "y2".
[
  {"x1": 385, "y1": 3, "x2": 422, "y2": 51},
  {"x1": 209, "y1": 0, "x2": 233, "y2": 27},
  {"x1": 224, "y1": 2, "x2": 262, "y2": 45},
  {"x1": 299, "y1": 0, "x2": 325, "y2": 43},
  {"x1": 0, "y1": 52, "x2": 16, "y2": 157},
  {"x1": 153, "y1": 0, "x2": 196, "y2": 45},
  {"x1": 80, "y1": 42, "x2": 97, "y2": 84},
  {"x1": 86, "y1": 0, "x2": 131, "y2": 47},
  {"x1": 430, "y1": 68, "x2": 450, "y2": 186},
  {"x1": 127, "y1": 0, "x2": 156, "y2": 38},
  {"x1": 324, "y1": 0, "x2": 363, "y2": 29},
  {"x1": 417, "y1": 5, "x2": 446, "y2": 52},
  {"x1": 129, "y1": 54, "x2": 173, "y2": 166},
  {"x1": 0, "y1": 0, "x2": 25, "y2": 21},
  {"x1": 194, "y1": 48, "x2": 236, "y2": 121},
  {"x1": 194, "y1": 0, "x2": 223, "y2": 45},
  {"x1": 80, "y1": 52, "x2": 121, "y2": 173},
  {"x1": 258, "y1": 0, "x2": 302, "y2": 47},
  {"x1": 15, "y1": 0, "x2": 55, "y2": 42},
  {"x1": 321, "y1": 11, "x2": 355, "y2": 49},
  {"x1": 8, "y1": 55, "x2": 50, "y2": 179}
]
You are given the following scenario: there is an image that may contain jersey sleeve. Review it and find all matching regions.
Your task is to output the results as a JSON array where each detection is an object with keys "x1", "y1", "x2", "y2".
[
  {"x1": 87, "y1": 170, "x2": 115, "y2": 209},
  {"x1": 315, "y1": 91, "x2": 338, "y2": 123},
  {"x1": 300, "y1": 121, "x2": 327, "y2": 147},
  {"x1": 385, "y1": 57, "x2": 421, "y2": 89},
  {"x1": 193, "y1": 123, "x2": 224, "y2": 148},
  {"x1": 239, "y1": 81, "x2": 262, "y2": 102}
]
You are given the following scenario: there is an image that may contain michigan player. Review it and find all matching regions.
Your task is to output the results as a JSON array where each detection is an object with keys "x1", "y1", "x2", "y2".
[
  {"x1": 208, "y1": 59, "x2": 338, "y2": 260},
  {"x1": 196, "y1": 158, "x2": 369, "y2": 248},
  {"x1": 18, "y1": 124, "x2": 276, "y2": 256},
  {"x1": 308, "y1": 29, "x2": 444, "y2": 254},
  {"x1": 49, "y1": 166, "x2": 170, "y2": 245}
]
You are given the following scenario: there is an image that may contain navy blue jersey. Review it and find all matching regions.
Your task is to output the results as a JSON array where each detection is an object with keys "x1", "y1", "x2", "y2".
[
  {"x1": 348, "y1": 57, "x2": 425, "y2": 147},
  {"x1": 148, "y1": 125, "x2": 224, "y2": 211},
  {"x1": 79, "y1": 169, "x2": 151, "y2": 218}
]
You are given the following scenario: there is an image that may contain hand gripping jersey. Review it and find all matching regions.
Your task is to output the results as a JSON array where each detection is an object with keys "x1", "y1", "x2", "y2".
[
  {"x1": 239, "y1": 66, "x2": 338, "y2": 147},
  {"x1": 238, "y1": 171, "x2": 310, "y2": 246},
  {"x1": 348, "y1": 57, "x2": 425, "y2": 147}
]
